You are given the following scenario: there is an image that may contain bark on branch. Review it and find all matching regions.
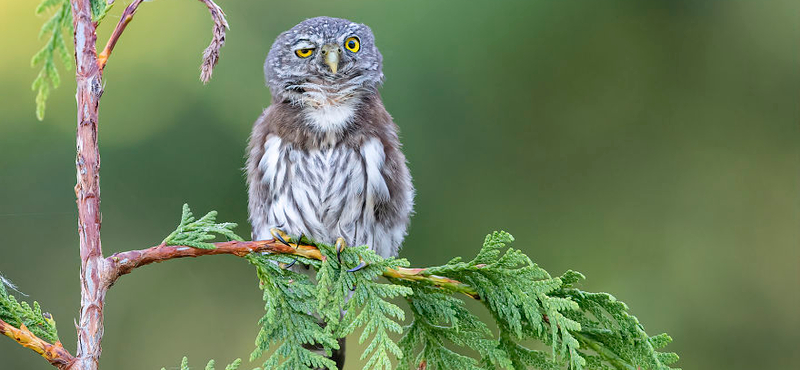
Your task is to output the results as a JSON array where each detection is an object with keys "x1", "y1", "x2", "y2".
[
  {"x1": 105, "y1": 240, "x2": 479, "y2": 299},
  {"x1": 0, "y1": 319, "x2": 75, "y2": 369},
  {"x1": 70, "y1": 1, "x2": 105, "y2": 370}
]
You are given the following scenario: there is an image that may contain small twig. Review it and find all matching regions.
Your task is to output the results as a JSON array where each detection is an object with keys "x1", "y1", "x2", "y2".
[
  {"x1": 97, "y1": 0, "x2": 144, "y2": 69},
  {"x1": 384, "y1": 267, "x2": 480, "y2": 299},
  {"x1": 197, "y1": 0, "x2": 229, "y2": 83},
  {"x1": 0, "y1": 319, "x2": 75, "y2": 369}
]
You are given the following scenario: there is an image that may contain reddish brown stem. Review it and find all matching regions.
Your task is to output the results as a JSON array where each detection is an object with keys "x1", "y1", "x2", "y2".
[
  {"x1": 97, "y1": 0, "x2": 144, "y2": 69},
  {"x1": 103, "y1": 240, "x2": 481, "y2": 299},
  {"x1": 106, "y1": 240, "x2": 323, "y2": 282},
  {"x1": 0, "y1": 319, "x2": 75, "y2": 369},
  {"x1": 70, "y1": 1, "x2": 105, "y2": 370}
]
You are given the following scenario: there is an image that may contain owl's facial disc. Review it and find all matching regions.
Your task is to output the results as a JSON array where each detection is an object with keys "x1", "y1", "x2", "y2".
[
  {"x1": 320, "y1": 44, "x2": 341, "y2": 74},
  {"x1": 265, "y1": 17, "x2": 384, "y2": 102}
]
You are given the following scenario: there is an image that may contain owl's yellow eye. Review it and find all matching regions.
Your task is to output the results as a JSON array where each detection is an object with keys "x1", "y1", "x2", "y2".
[
  {"x1": 295, "y1": 48, "x2": 314, "y2": 58},
  {"x1": 345, "y1": 37, "x2": 360, "y2": 53}
]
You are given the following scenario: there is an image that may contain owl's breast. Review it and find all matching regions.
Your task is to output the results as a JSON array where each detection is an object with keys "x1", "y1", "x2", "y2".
[{"x1": 256, "y1": 135, "x2": 387, "y2": 245}]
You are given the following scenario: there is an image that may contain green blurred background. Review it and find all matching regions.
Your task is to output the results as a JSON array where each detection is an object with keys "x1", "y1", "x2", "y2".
[{"x1": 1, "y1": 0, "x2": 798, "y2": 369}]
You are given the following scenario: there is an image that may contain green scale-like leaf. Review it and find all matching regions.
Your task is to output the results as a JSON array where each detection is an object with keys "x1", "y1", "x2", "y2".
[
  {"x1": 162, "y1": 204, "x2": 243, "y2": 249},
  {"x1": 396, "y1": 231, "x2": 679, "y2": 370},
  {"x1": 248, "y1": 253, "x2": 339, "y2": 370},
  {"x1": 0, "y1": 274, "x2": 59, "y2": 343},
  {"x1": 31, "y1": 0, "x2": 112, "y2": 120},
  {"x1": 161, "y1": 357, "x2": 242, "y2": 370}
]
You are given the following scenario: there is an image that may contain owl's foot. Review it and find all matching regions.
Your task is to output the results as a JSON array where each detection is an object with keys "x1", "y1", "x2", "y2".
[
  {"x1": 335, "y1": 237, "x2": 367, "y2": 272},
  {"x1": 347, "y1": 259, "x2": 367, "y2": 272},
  {"x1": 335, "y1": 237, "x2": 347, "y2": 262},
  {"x1": 270, "y1": 228, "x2": 300, "y2": 269},
  {"x1": 270, "y1": 228, "x2": 293, "y2": 247},
  {"x1": 282, "y1": 258, "x2": 298, "y2": 268}
]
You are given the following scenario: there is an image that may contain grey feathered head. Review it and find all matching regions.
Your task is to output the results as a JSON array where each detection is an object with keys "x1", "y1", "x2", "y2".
[{"x1": 265, "y1": 17, "x2": 384, "y2": 104}]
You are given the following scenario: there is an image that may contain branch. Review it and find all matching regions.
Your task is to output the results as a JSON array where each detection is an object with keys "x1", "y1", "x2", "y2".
[
  {"x1": 107, "y1": 240, "x2": 321, "y2": 281},
  {"x1": 97, "y1": 0, "x2": 144, "y2": 69},
  {"x1": 70, "y1": 1, "x2": 106, "y2": 370},
  {"x1": 105, "y1": 240, "x2": 480, "y2": 298},
  {"x1": 384, "y1": 267, "x2": 479, "y2": 299},
  {"x1": 0, "y1": 319, "x2": 75, "y2": 369}
]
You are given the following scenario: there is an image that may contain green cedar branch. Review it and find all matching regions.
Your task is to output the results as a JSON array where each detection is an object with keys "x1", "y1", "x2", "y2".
[
  {"x1": 0, "y1": 277, "x2": 72, "y2": 368},
  {"x1": 159, "y1": 356, "x2": 242, "y2": 370},
  {"x1": 31, "y1": 0, "x2": 73, "y2": 120},
  {"x1": 0, "y1": 318, "x2": 75, "y2": 369},
  {"x1": 161, "y1": 204, "x2": 243, "y2": 250}
]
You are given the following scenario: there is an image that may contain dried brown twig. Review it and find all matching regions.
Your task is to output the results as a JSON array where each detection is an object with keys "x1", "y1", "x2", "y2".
[
  {"x1": 96, "y1": 0, "x2": 229, "y2": 83},
  {"x1": 198, "y1": 0, "x2": 229, "y2": 83}
]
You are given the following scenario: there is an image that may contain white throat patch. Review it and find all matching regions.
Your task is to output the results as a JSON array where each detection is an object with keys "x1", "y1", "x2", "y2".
[{"x1": 303, "y1": 100, "x2": 357, "y2": 133}]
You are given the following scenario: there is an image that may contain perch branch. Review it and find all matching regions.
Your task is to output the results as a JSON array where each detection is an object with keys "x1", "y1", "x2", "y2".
[
  {"x1": 0, "y1": 319, "x2": 75, "y2": 369},
  {"x1": 97, "y1": 0, "x2": 144, "y2": 69},
  {"x1": 106, "y1": 240, "x2": 321, "y2": 281},
  {"x1": 105, "y1": 240, "x2": 479, "y2": 298}
]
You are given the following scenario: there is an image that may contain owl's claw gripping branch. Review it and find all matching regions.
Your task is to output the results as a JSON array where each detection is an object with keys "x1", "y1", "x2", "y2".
[
  {"x1": 346, "y1": 259, "x2": 368, "y2": 272},
  {"x1": 335, "y1": 237, "x2": 347, "y2": 262},
  {"x1": 270, "y1": 228, "x2": 293, "y2": 247}
]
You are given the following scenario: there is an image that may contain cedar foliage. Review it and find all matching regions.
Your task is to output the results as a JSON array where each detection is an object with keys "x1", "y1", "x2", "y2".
[
  {"x1": 32, "y1": 0, "x2": 111, "y2": 120},
  {"x1": 157, "y1": 206, "x2": 679, "y2": 370},
  {"x1": 0, "y1": 275, "x2": 59, "y2": 344}
]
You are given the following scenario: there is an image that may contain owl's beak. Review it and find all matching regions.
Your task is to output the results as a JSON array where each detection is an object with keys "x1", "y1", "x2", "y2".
[{"x1": 321, "y1": 44, "x2": 341, "y2": 74}]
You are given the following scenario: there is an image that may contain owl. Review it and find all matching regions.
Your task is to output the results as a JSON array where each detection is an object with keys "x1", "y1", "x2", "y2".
[{"x1": 245, "y1": 16, "x2": 414, "y2": 367}]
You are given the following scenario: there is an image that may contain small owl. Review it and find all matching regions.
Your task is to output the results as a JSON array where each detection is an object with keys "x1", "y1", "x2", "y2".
[
  {"x1": 246, "y1": 17, "x2": 414, "y2": 366},
  {"x1": 247, "y1": 15, "x2": 414, "y2": 257}
]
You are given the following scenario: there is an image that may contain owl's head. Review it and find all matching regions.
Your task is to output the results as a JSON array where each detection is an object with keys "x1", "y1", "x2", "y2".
[{"x1": 265, "y1": 17, "x2": 384, "y2": 104}]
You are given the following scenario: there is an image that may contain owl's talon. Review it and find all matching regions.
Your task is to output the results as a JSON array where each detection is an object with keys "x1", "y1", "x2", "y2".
[
  {"x1": 270, "y1": 228, "x2": 292, "y2": 247},
  {"x1": 347, "y1": 259, "x2": 367, "y2": 272},
  {"x1": 335, "y1": 237, "x2": 347, "y2": 262},
  {"x1": 284, "y1": 257, "x2": 299, "y2": 268}
]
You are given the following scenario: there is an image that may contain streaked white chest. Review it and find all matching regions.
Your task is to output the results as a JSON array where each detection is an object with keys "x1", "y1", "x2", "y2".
[{"x1": 257, "y1": 136, "x2": 388, "y2": 246}]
